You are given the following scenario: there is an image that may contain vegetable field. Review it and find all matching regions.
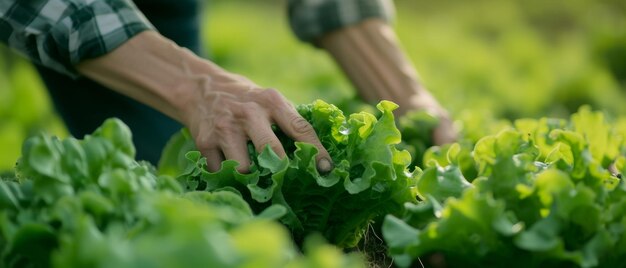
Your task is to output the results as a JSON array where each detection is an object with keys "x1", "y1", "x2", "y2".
[{"x1": 2, "y1": 0, "x2": 626, "y2": 267}]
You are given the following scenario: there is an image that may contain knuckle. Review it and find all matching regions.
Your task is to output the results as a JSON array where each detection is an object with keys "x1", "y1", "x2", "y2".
[
  {"x1": 214, "y1": 118, "x2": 233, "y2": 132},
  {"x1": 263, "y1": 88, "x2": 282, "y2": 98},
  {"x1": 194, "y1": 132, "x2": 214, "y2": 151},
  {"x1": 258, "y1": 88, "x2": 285, "y2": 106},
  {"x1": 255, "y1": 136, "x2": 278, "y2": 152},
  {"x1": 195, "y1": 141, "x2": 210, "y2": 152},
  {"x1": 290, "y1": 116, "x2": 315, "y2": 136},
  {"x1": 195, "y1": 136, "x2": 216, "y2": 151},
  {"x1": 238, "y1": 102, "x2": 261, "y2": 119},
  {"x1": 195, "y1": 140, "x2": 215, "y2": 153}
]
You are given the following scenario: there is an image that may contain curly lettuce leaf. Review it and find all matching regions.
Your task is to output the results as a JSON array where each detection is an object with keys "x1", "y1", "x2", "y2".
[
  {"x1": 176, "y1": 100, "x2": 418, "y2": 248},
  {"x1": 384, "y1": 106, "x2": 626, "y2": 267},
  {"x1": 2, "y1": 118, "x2": 365, "y2": 268}
]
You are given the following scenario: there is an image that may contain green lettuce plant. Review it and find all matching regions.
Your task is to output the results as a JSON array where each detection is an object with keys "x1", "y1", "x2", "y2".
[
  {"x1": 0, "y1": 118, "x2": 364, "y2": 268},
  {"x1": 383, "y1": 106, "x2": 626, "y2": 267},
  {"x1": 168, "y1": 100, "x2": 419, "y2": 248}
]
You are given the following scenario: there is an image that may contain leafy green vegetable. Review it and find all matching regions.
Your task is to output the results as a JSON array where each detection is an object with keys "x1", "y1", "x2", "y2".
[
  {"x1": 173, "y1": 100, "x2": 418, "y2": 248},
  {"x1": 0, "y1": 118, "x2": 365, "y2": 268},
  {"x1": 383, "y1": 106, "x2": 626, "y2": 267}
]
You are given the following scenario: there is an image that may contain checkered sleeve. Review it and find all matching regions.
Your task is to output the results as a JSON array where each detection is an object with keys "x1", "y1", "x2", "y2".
[
  {"x1": 287, "y1": 0, "x2": 395, "y2": 44},
  {"x1": 0, "y1": 0, "x2": 153, "y2": 78}
]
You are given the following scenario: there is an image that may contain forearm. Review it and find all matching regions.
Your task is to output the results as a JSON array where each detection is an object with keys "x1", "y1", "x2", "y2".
[
  {"x1": 319, "y1": 19, "x2": 456, "y2": 144},
  {"x1": 76, "y1": 30, "x2": 333, "y2": 172},
  {"x1": 76, "y1": 31, "x2": 210, "y2": 124},
  {"x1": 318, "y1": 19, "x2": 446, "y2": 117}
]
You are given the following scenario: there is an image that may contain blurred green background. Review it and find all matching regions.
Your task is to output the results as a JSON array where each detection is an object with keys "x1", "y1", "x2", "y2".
[{"x1": 1, "y1": 0, "x2": 625, "y2": 170}]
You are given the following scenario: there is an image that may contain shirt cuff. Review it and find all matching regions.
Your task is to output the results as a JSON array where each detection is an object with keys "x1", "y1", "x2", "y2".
[
  {"x1": 288, "y1": 0, "x2": 395, "y2": 44},
  {"x1": 28, "y1": 0, "x2": 153, "y2": 78}
]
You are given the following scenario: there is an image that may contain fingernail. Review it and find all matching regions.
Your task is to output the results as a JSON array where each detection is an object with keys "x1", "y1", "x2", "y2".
[{"x1": 317, "y1": 158, "x2": 333, "y2": 174}]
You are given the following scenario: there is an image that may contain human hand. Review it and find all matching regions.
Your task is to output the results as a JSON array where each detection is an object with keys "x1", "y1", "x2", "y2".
[
  {"x1": 77, "y1": 31, "x2": 332, "y2": 173},
  {"x1": 405, "y1": 89, "x2": 458, "y2": 145},
  {"x1": 319, "y1": 19, "x2": 457, "y2": 145},
  {"x1": 432, "y1": 115, "x2": 457, "y2": 145},
  {"x1": 177, "y1": 67, "x2": 333, "y2": 173}
]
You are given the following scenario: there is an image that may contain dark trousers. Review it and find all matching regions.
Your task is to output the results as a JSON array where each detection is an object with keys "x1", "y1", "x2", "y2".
[{"x1": 35, "y1": 0, "x2": 202, "y2": 164}]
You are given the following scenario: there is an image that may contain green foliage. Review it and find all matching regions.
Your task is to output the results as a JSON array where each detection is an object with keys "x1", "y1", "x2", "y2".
[
  {"x1": 0, "y1": 54, "x2": 67, "y2": 171},
  {"x1": 383, "y1": 106, "x2": 626, "y2": 267},
  {"x1": 0, "y1": 118, "x2": 365, "y2": 268},
  {"x1": 2, "y1": 0, "x2": 626, "y2": 171},
  {"x1": 1, "y1": 1, "x2": 626, "y2": 266},
  {"x1": 172, "y1": 100, "x2": 418, "y2": 248}
]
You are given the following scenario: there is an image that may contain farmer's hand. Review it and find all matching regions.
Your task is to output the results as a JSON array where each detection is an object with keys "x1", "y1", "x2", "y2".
[
  {"x1": 77, "y1": 31, "x2": 332, "y2": 173},
  {"x1": 178, "y1": 69, "x2": 333, "y2": 173},
  {"x1": 406, "y1": 87, "x2": 457, "y2": 145},
  {"x1": 319, "y1": 19, "x2": 457, "y2": 145}
]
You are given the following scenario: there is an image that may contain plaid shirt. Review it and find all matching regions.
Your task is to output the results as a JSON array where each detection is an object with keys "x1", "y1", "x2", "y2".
[
  {"x1": 0, "y1": 0, "x2": 393, "y2": 78},
  {"x1": 288, "y1": 0, "x2": 395, "y2": 43}
]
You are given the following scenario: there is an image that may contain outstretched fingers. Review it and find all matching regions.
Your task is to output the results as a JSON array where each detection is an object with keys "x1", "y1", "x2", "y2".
[
  {"x1": 194, "y1": 87, "x2": 333, "y2": 175},
  {"x1": 220, "y1": 132, "x2": 252, "y2": 173},
  {"x1": 245, "y1": 118, "x2": 287, "y2": 159},
  {"x1": 268, "y1": 95, "x2": 333, "y2": 173}
]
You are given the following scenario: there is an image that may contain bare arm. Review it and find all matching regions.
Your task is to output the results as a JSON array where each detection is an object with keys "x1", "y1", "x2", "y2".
[
  {"x1": 77, "y1": 31, "x2": 333, "y2": 172},
  {"x1": 318, "y1": 19, "x2": 457, "y2": 145}
]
